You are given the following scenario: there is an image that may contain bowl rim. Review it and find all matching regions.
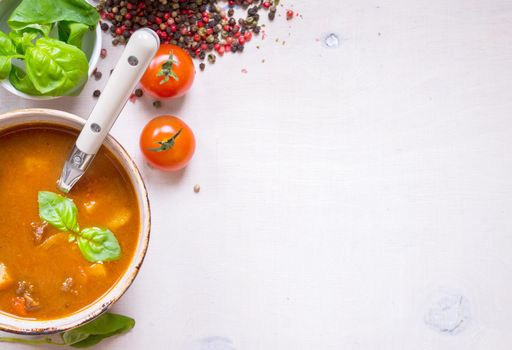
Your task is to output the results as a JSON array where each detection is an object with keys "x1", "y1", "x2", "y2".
[
  {"x1": 0, "y1": 108, "x2": 151, "y2": 334},
  {"x1": 0, "y1": 24, "x2": 102, "y2": 101}
]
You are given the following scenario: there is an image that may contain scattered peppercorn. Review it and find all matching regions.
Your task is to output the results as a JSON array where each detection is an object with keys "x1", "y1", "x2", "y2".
[
  {"x1": 207, "y1": 53, "x2": 216, "y2": 64},
  {"x1": 97, "y1": 0, "x2": 284, "y2": 63},
  {"x1": 153, "y1": 100, "x2": 162, "y2": 108},
  {"x1": 135, "y1": 88, "x2": 143, "y2": 97},
  {"x1": 93, "y1": 90, "x2": 101, "y2": 97},
  {"x1": 199, "y1": 62, "x2": 205, "y2": 71},
  {"x1": 194, "y1": 184, "x2": 201, "y2": 193},
  {"x1": 100, "y1": 22, "x2": 109, "y2": 31},
  {"x1": 100, "y1": 48, "x2": 107, "y2": 58},
  {"x1": 93, "y1": 70, "x2": 102, "y2": 80}
]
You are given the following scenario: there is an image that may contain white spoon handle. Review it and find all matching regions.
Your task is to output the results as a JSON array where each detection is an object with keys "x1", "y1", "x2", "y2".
[
  {"x1": 77, "y1": 29, "x2": 159, "y2": 154},
  {"x1": 58, "y1": 29, "x2": 159, "y2": 193}
]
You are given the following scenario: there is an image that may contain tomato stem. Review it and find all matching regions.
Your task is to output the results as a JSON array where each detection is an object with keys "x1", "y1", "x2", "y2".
[
  {"x1": 157, "y1": 51, "x2": 179, "y2": 84},
  {"x1": 148, "y1": 128, "x2": 183, "y2": 152}
]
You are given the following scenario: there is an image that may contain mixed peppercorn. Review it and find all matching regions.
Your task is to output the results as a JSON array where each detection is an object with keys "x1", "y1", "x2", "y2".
[{"x1": 97, "y1": 0, "x2": 284, "y2": 61}]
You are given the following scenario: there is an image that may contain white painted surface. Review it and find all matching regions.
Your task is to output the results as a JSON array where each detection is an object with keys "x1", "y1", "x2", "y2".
[{"x1": 1, "y1": 0, "x2": 512, "y2": 348}]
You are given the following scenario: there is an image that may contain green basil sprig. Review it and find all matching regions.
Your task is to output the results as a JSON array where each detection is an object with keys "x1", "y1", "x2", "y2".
[
  {"x1": 0, "y1": 0, "x2": 98, "y2": 96},
  {"x1": 0, "y1": 312, "x2": 135, "y2": 348},
  {"x1": 38, "y1": 191, "x2": 121, "y2": 263}
]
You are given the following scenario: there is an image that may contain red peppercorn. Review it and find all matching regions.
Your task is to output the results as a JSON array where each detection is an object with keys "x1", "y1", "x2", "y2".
[
  {"x1": 214, "y1": 43, "x2": 221, "y2": 51},
  {"x1": 197, "y1": 21, "x2": 204, "y2": 28},
  {"x1": 115, "y1": 27, "x2": 123, "y2": 35},
  {"x1": 228, "y1": 1, "x2": 235, "y2": 7},
  {"x1": 244, "y1": 31, "x2": 252, "y2": 41},
  {"x1": 263, "y1": 1, "x2": 271, "y2": 8},
  {"x1": 234, "y1": 32, "x2": 241, "y2": 38},
  {"x1": 225, "y1": 45, "x2": 231, "y2": 52},
  {"x1": 125, "y1": 13, "x2": 132, "y2": 20},
  {"x1": 193, "y1": 34, "x2": 201, "y2": 42},
  {"x1": 286, "y1": 10, "x2": 294, "y2": 20},
  {"x1": 218, "y1": 46, "x2": 225, "y2": 55},
  {"x1": 206, "y1": 28, "x2": 213, "y2": 35},
  {"x1": 223, "y1": 25, "x2": 230, "y2": 31},
  {"x1": 164, "y1": 13, "x2": 170, "y2": 20},
  {"x1": 238, "y1": 37, "x2": 245, "y2": 44},
  {"x1": 170, "y1": 24, "x2": 177, "y2": 32},
  {"x1": 155, "y1": 17, "x2": 162, "y2": 25},
  {"x1": 226, "y1": 37, "x2": 234, "y2": 45},
  {"x1": 201, "y1": 43, "x2": 208, "y2": 50}
]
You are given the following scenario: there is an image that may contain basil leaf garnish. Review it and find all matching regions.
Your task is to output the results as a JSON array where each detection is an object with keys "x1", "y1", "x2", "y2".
[
  {"x1": 38, "y1": 191, "x2": 79, "y2": 232},
  {"x1": 38, "y1": 191, "x2": 122, "y2": 263},
  {"x1": 78, "y1": 227, "x2": 121, "y2": 263},
  {"x1": 62, "y1": 313, "x2": 135, "y2": 348},
  {"x1": 0, "y1": 312, "x2": 135, "y2": 347}
]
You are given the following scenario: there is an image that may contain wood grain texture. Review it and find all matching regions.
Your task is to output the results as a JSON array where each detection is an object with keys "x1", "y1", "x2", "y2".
[{"x1": 1, "y1": 0, "x2": 512, "y2": 348}]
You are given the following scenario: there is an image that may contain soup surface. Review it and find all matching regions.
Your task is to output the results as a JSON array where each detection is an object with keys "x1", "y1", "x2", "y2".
[{"x1": 0, "y1": 125, "x2": 140, "y2": 320}]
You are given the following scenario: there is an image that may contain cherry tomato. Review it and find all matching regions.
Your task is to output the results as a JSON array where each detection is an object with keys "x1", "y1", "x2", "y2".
[
  {"x1": 140, "y1": 115, "x2": 196, "y2": 171},
  {"x1": 140, "y1": 44, "x2": 195, "y2": 99}
]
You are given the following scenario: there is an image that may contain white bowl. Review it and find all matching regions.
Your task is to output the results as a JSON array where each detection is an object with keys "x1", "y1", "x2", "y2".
[
  {"x1": 0, "y1": 109, "x2": 151, "y2": 334},
  {"x1": 0, "y1": 0, "x2": 102, "y2": 100}
]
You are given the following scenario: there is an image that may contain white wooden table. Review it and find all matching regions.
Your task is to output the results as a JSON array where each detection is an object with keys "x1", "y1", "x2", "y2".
[{"x1": 2, "y1": 0, "x2": 512, "y2": 348}]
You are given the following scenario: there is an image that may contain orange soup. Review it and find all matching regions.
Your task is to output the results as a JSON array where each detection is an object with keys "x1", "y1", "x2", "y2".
[{"x1": 0, "y1": 124, "x2": 139, "y2": 320}]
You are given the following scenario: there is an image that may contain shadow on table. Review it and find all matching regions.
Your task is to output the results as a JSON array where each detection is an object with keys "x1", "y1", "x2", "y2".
[
  {"x1": 138, "y1": 93, "x2": 188, "y2": 118},
  {"x1": 140, "y1": 160, "x2": 188, "y2": 186}
]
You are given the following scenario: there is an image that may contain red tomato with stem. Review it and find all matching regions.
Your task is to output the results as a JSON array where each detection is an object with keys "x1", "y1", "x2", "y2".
[
  {"x1": 140, "y1": 44, "x2": 195, "y2": 99},
  {"x1": 140, "y1": 115, "x2": 196, "y2": 171}
]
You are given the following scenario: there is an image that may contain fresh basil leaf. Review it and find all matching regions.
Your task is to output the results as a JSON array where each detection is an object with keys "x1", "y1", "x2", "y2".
[
  {"x1": 9, "y1": 30, "x2": 37, "y2": 54},
  {"x1": 25, "y1": 37, "x2": 88, "y2": 95},
  {"x1": 0, "y1": 313, "x2": 135, "y2": 347},
  {"x1": 78, "y1": 227, "x2": 121, "y2": 262},
  {"x1": 8, "y1": 0, "x2": 99, "y2": 33},
  {"x1": 9, "y1": 66, "x2": 42, "y2": 95},
  {"x1": 0, "y1": 31, "x2": 17, "y2": 55},
  {"x1": 38, "y1": 191, "x2": 79, "y2": 232},
  {"x1": 62, "y1": 313, "x2": 135, "y2": 348},
  {"x1": 0, "y1": 57, "x2": 12, "y2": 80},
  {"x1": 18, "y1": 23, "x2": 53, "y2": 37},
  {"x1": 0, "y1": 31, "x2": 18, "y2": 80},
  {"x1": 58, "y1": 21, "x2": 89, "y2": 48}
]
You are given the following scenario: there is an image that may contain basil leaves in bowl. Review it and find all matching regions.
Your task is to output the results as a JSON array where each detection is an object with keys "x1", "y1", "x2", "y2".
[{"x1": 0, "y1": 0, "x2": 101, "y2": 99}]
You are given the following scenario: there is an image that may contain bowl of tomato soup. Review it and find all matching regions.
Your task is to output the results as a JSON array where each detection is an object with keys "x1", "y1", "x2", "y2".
[{"x1": 0, "y1": 109, "x2": 150, "y2": 334}]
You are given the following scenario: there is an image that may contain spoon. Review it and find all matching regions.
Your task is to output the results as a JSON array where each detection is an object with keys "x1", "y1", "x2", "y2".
[{"x1": 58, "y1": 29, "x2": 160, "y2": 193}]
